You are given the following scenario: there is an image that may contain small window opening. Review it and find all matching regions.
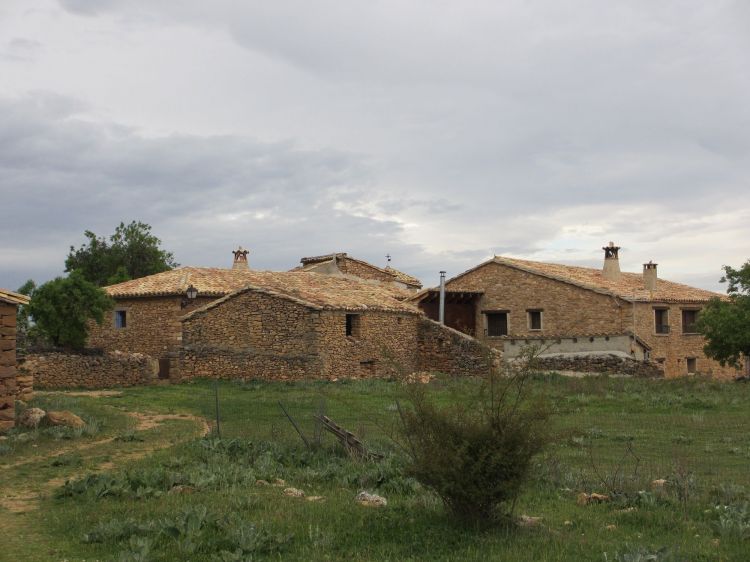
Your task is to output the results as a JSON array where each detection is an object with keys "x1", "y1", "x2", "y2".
[
  {"x1": 527, "y1": 309, "x2": 542, "y2": 331},
  {"x1": 345, "y1": 314, "x2": 361, "y2": 338},
  {"x1": 115, "y1": 310, "x2": 127, "y2": 329},
  {"x1": 654, "y1": 308, "x2": 670, "y2": 334},
  {"x1": 686, "y1": 357, "x2": 697, "y2": 373},
  {"x1": 682, "y1": 310, "x2": 699, "y2": 334},
  {"x1": 486, "y1": 312, "x2": 508, "y2": 336},
  {"x1": 397, "y1": 316, "x2": 403, "y2": 325}
]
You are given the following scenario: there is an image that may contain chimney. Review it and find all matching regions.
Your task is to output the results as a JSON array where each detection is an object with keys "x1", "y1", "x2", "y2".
[
  {"x1": 232, "y1": 246, "x2": 250, "y2": 270},
  {"x1": 602, "y1": 241, "x2": 621, "y2": 281},
  {"x1": 643, "y1": 261, "x2": 658, "y2": 291}
]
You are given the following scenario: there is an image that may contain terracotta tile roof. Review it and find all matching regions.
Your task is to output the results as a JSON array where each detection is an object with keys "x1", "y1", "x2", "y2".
[
  {"x1": 299, "y1": 252, "x2": 348, "y2": 265},
  {"x1": 104, "y1": 267, "x2": 420, "y2": 314},
  {"x1": 0, "y1": 288, "x2": 30, "y2": 306},
  {"x1": 384, "y1": 266, "x2": 422, "y2": 288},
  {"x1": 449, "y1": 256, "x2": 724, "y2": 303},
  {"x1": 296, "y1": 252, "x2": 422, "y2": 288}
]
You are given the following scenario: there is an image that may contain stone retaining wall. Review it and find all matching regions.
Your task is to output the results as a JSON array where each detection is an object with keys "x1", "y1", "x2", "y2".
[
  {"x1": 531, "y1": 353, "x2": 664, "y2": 377},
  {"x1": 21, "y1": 351, "x2": 158, "y2": 389},
  {"x1": 417, "y1": 318, "x2": 499, "y2": 376},
  {"x1": 0, "y1": 303, "x2": 17, "y2": 432}
]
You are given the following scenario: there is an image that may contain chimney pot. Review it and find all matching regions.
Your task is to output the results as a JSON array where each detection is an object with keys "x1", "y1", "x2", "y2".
[
  {"x1": 602, "y1": 242, "x2": 621, "y2": 281},
  {"x1": 232, "y1": 246, "x2": 250, "y2": 270},
  {"x1": 643, "y1": 261, "x2": 658, "y2": 291}
]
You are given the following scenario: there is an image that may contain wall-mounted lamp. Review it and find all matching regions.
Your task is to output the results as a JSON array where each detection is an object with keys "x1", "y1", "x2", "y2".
[{"x1": 182, "y1": 284, "x2": 198, "y2": 308}]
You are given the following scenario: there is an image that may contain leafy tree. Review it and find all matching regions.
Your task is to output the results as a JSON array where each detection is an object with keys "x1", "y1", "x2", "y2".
[
  {"x1": 697, "y1": 260, "x2": 750, "y2": 375},
  {"x1": 65, "y1": 221, "x2": 178, "y2": 286},
  {"x1": 27, "y1": 271, "x2": 113, "y2": 350},
  {"x1": 15, "y1": 279, "x2": 36, "y2": 352}
]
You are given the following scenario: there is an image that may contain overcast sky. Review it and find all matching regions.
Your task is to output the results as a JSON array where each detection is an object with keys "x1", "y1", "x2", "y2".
[{"x1": 1, "y1": 1, "x2": 748, "y2": 292}]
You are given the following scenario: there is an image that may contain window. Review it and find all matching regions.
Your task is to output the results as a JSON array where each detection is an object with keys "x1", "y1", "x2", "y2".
[
  {"x1": 345, "y1": 314, "x2": 360, "y2": 338},
  {"x1": 654, "y1": 308, "x2": 669, "y2": 334},
  {"x1": 114, "y1": 310, "x2": 127, "y2": 329},
  {"x1": 686, "y1": 357, "x2": 697, "y2": 373},
  {"x1": 682, "y1": 309, "x2": 699, "y2": 334},
  {"x1": 527, "y1": 309, "x2": 543, "y2": 331},
  {"x1": 486, "y1": 312, "x2": 508, "y2": 336}
]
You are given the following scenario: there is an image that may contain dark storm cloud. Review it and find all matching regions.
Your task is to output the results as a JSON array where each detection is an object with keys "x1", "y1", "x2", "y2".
[{"x1": 0, "y1": 93, "x2": 430, "y2": 289}]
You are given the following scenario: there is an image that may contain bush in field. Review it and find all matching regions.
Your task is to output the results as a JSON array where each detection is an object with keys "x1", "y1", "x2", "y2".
[{"x1": 397, "y1": 354, "x2": 551, "y2": 523}]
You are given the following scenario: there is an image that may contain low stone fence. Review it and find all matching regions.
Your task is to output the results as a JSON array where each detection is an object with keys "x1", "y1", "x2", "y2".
[
  {"x1": 178, "y1": 347, "x2": 320, "y2": 382},
  {"x1": 417, "y1": 318, "x2": 500, "y2": 376},
  {"x1": 530, "y1": 353, "x2": 664, "y2": 378},
  {"x1": 20, "y1": 351, "x2": 158, "y2": 389}
]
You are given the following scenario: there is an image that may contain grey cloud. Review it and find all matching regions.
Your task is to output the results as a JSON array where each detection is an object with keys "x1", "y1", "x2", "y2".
[{"x1": 0, "y1": 93, "x2": 418, "y2": 288}]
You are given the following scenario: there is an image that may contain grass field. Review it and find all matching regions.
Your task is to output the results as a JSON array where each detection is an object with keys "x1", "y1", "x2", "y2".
[{"x1": 1, "y1": 374, "x2": 750, "y2": 561}]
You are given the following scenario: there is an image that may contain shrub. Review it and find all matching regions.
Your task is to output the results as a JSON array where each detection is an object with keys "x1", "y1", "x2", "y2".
[{"x1": 397, "y1": 354, "x2": 551, "y2": 522}]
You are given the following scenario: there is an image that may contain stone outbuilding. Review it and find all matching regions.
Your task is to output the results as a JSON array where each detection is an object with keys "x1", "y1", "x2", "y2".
[
  {"x1": 1, "y1": 288, "x2": 29, "y2": 432},
  {"x1": 294, "y1": 252, "x2": 422, "y2": 292},
  {"x1": 86, "y1": 248, "x2": 490, "y2": 382},
  {"x1": 413, "y1": 243, "x2": 736, "y2": 379}
]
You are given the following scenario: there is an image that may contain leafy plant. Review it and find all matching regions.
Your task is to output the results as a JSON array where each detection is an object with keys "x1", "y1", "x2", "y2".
[
  {"x1": 397, "y1": 352, "x2": 551, "y2": 522},
  {"x1": 26, "y1": 270, "x2": 113, "y2": 350}
]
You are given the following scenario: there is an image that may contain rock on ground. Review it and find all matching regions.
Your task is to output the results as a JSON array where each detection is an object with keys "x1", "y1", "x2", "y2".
[
  {"x1": 356, "y1": 491, "x2": 387, "y2": 507},
  {"x1": 18, "y1": 408, "x2": 46, "y2": 429},
  {"x1": 45, "y1": 411, "x2": 85, "y2": 429},
  {"x1": 283, "y1": 487, "x2": 305, "y2": 498}
]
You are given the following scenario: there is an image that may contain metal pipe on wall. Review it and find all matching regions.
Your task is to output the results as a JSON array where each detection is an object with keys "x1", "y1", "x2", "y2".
[{"x1": 439, "y1": 271, "x2": 446, "y2": 325}]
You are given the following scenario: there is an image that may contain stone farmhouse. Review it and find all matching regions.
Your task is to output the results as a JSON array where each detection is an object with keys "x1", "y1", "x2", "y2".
[
  {"x1": 1, "y1": 288, "x2": 29, "y2": 432},
  {"x1": 293, "y1": 252, "x2": 422, "y2": 292},
  {"x1": 87, "y1": 249, "x2": 490, "y2": 382},
  {"x1": 413, "y1": 244, "x2": 736, "y2": 379}
]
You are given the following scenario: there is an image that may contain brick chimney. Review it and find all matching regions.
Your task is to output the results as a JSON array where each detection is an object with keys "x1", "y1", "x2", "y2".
[
  {"x1": 232, "y1": 246, "x2": 250, "y2": 270},
  {"x1": 602, "y1": 242, "x2": 621, "y2": 281},
  {"x1": 643, "y1": 261, "x2": 658, "y2": 291}
]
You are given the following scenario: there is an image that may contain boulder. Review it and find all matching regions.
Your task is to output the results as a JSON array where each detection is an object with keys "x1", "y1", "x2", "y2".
[
  {"x1": 283, "y1": 487, "x2": 305, "y2": 498},
  {"x1": 355, "y1": 491, "x2": 387, "y2": 507},
  {"x1": 45, "y1": 410, "x2": 85, "y2": 429},
  {"x1": 18, "y1": 407, "x2": 46, "y2": 429}
]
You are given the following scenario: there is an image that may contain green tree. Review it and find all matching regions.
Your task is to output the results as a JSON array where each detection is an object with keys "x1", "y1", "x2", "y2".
[
  {"x1": 697, "y1": 260, "x2": 750, "y2": 375},
  {"x1": 27, "y1": 271, "x2": 113, "y2": 350},
  {"x1": 65, "y1": 221, "x2": 178, "y2": 286},
  {"x1": 15, "y1": 279, "x2": 36, "y2": 352}
]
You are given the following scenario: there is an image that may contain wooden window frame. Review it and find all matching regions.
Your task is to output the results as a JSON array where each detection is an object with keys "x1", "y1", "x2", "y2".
[
  {"x1": 653, "y1": 307, "x2": 670, "y2": 335},
  {"x1": 114, "y1": 309, "x2": 127, "y2": 330},
  {"x1": 527, "y1": 309, "x2": 543, "y2": 331},
  {"x1": 680, "y1": 308, "x2": 700, "y2": 335},
  {"x1": 484, "y1": 311, "x2": 509, "y2": 337}
]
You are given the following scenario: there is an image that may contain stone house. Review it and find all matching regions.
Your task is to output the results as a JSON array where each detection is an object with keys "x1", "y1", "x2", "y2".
[
  {"x1": 414, "y1": 244, "x2": 736, "y2": 379},
  {"x1": 1, "y1": 288, "x2": 29, "y2": 432},
  {"x1": 87, "y1": 249, "x2": 489, "y2": 382},
  {"x1": 294, "y1": 253, "x2": 422, "y2": 292}
]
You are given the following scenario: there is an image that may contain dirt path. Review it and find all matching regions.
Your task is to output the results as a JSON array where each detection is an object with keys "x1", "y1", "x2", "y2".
[{"x1": 0, "y1": 409, "x2": 210, "y2": 515}]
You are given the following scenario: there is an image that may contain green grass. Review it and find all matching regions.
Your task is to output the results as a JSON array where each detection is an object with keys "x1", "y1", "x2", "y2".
[{"x1": 2, "y1": 374, "x2": 750, "y2": 561}]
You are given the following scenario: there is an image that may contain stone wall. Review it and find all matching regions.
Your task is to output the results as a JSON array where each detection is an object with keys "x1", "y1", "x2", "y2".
[
  {"x1": 445, "y1": 261, "x2": 736, "y2": 380},
  {"x1": 446, "y1": 261, "x2": 626, "y2": 343},
  {"x1": 417, "y1": 318, "x2": 498, "y2": 376},
  {"x1": 632, "y1": 302, "x2": 738, "y2": 379},
  {"x1": 179, "y1": 289, "x2": 322, "y2": 380},
  {"x1": 0, "y1": 303, "x2": 17, "y2": 432},
  {"x1": 21, "y1": 351, "x2": 158, "y2": 389},
  {"x1": 88, "y1": 295, "x2": 217, "y2": 378},
  {"x1": 529, "y1": 354, "x2": 664, "y2": 378},
  {"x1": 340, "y1": 258, "x2": 397, "y2": 285},
  {"x1": 317, "y1": 311, "x2": 421, "y2": 378}
]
